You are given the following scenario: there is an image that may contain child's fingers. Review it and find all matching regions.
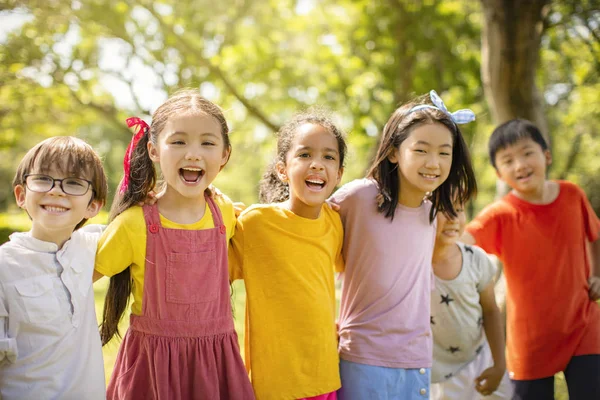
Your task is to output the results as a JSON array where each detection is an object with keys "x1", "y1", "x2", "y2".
[
  {"x1": 326, "y1": 200, "x2": 340, "y2": 211},
  {"x1": 475, "y1": 382, "x2": 492, "y2": 396},
  {"x1": 137, "y1": 190, "x2": 158, "y2": 206},
  {"x1": 474, "y1": 375, "x2": 486, "y2": 389},
  {"x1": 233, "y1": 202, "x2": 247, "y2": 217},
  {"x1": 474, "y1": 371, "x2": 495, "y2": 396}
]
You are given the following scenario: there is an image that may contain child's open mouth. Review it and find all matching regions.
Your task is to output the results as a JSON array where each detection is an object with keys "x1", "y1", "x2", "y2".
[
  {"x1": 305, "y1": 178, "x2": 326, "y2": 191},
  {"x1": 180, "y1": 167, "x2": 205, "y2": 183}
]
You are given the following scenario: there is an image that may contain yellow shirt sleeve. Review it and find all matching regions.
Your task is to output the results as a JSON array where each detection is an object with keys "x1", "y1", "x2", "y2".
[
  {"x1": 96, "y1": 191, "x2": 236, "y2": 316},
  {"x1": 95, "y1": 207, "x2": 144, "y2": 278},
  {"x1": 228, "y1": 217, "x2": 244, "y2": 281}
]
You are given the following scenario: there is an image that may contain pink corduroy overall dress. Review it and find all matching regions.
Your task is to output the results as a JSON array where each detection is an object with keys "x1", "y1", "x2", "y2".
[{"x1": 107, "y1": 198, "x2": 255, "y2": 400}]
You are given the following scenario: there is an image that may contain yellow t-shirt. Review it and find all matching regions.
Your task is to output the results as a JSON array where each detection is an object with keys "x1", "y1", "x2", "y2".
[
  {"x1": 95, "y1": 193, "x2": 236, "y2": 316},
  {"x1": 229, "y1": 203, "x2": 344, "y2": 400}
]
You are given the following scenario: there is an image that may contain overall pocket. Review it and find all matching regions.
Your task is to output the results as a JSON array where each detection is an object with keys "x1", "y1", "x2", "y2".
[
  {"x1": 166, "y1": 249, "x2": 217, "y2": 304},
  {"x1": 15, "y1": 276, "x2": 61, "y2": 323}
]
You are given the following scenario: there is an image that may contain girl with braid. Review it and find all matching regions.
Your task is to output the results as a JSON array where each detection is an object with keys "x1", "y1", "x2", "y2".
[{"x1": 94, "y1": 89, "x2": 254, "y2": 400}]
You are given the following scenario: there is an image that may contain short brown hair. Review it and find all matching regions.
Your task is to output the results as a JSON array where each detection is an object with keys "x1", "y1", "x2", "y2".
[{"x1": 13, "y1": 136, "x2": 108, "y2": 229}]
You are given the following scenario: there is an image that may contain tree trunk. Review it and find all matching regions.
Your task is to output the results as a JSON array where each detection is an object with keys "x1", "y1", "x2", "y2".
[
  {"x1": 480, "y1": 0, "x2": 550, "y2": 315},
  {"x1": 480, "y1": 0, "x2": 550, "y2": 140}
]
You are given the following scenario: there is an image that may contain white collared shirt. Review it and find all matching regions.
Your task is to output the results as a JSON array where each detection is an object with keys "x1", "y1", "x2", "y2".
[{"x1": 0, "y1": 225, "x2": 105, "y2": 400}]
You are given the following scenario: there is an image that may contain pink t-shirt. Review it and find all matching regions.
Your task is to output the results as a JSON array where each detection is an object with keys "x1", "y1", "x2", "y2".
[{"x1": 331, "y1": 179, "x2": 435, "y2": 368}]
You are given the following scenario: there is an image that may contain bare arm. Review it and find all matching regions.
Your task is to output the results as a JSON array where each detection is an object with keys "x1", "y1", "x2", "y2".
[
  {"x1": 474, "y1": 281, "x2": 506, "y2": 395},
  {"x1": 480, "y1": 282, "x2": 506, "y2": 370}
]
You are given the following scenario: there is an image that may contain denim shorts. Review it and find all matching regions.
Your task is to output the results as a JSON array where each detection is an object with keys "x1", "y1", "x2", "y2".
[{"x1": 338, "y1": 359, "x2": 430, "y2": 400}]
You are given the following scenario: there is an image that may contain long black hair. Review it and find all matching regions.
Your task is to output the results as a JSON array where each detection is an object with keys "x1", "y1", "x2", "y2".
[{"x1": 367, "y1": 94, "x2": 477, "y2": 222}]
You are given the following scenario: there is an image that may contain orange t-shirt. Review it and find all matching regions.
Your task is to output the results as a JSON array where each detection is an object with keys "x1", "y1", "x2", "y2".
[{"x1": 466, "y1": 181, "x2": 600, "y2": 380}]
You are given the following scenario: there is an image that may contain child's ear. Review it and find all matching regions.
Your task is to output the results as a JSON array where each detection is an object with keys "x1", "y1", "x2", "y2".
[
  {"x1": 336, "y1": 167, "x2": 344, "y2": 186},
  {"x1": 219, "y1": 145, "x2": 231, "y2": 171},
  {"x1": 14, "y1": 185, "x2": 26, "y2": 209},
  {"x1": 387, "y1": 148, "x2": 399, "y2": 164},
  {"x1": 147, "y1": 141, "x2": 160, "y2": 162},
  {"x1": 544, "y1": 149, "x2": 552, "y2": 167},
  {"x1": 84, "y1": 199, "x2": 103, "y2": 220},
  {"x1": 275, "y1": 161, "x2": 288, "y2": 183}
]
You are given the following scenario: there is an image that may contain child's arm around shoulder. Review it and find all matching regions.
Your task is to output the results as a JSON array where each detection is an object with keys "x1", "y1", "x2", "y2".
[
  {"x1": 227, "y1": 204, "x2": 264, "y2": 282},
  {"x1": 323, "y1": 205, "x2": 345, "y2": 273},
  {"x1": 72, "y1": 224, "x2": 106, "y2": 284},
  {"x1": 329, "y1": 178, "x2": 376, "y2": 219},
  {"x1": 463, "y1": 200, "x2": 514, "y2": 256},
  {"x1": 93, "y1": 207, "x2": 143, "y2": 282}
]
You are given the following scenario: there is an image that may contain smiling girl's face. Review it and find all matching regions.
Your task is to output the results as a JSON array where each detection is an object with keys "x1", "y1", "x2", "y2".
[{"x1": 388, "y1": 122, "x2": 453, "y2": 207}]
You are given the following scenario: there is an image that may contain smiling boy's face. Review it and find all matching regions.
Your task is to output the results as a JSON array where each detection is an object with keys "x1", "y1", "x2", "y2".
[
  {"x1": 493, "y1": 137, "x2": 551, "y2": 197},
  {"x1": 14, "y1": 166, "x2": 102, "y2": 247}
]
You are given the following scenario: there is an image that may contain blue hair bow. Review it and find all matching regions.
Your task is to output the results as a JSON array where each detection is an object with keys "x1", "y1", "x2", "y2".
[{"x1": 408, "y1": 90, "x2": 475, "y2": 125}]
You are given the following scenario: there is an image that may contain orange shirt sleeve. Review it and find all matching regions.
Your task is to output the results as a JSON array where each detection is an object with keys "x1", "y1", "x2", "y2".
[{"x1": 465, "y1": 202, "x2": 506, "y2": 258}]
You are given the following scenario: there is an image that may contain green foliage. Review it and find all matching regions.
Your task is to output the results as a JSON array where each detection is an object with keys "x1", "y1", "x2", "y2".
[
  {"x1": 1, "y1": 4, "x2": 597, "y2": 395},
  {"x1": 0, "y1": 0, "x2": 598, "y2": 215}
]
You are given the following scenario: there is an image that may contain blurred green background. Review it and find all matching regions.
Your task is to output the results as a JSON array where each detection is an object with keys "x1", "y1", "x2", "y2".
[{"x1": 2, "y1": 1, "x2": 599, "y2": 398}]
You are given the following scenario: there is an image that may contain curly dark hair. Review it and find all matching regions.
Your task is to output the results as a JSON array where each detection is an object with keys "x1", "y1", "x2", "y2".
[{"x1": 259, "y1": 108, "x2": 347, "y2": 203}]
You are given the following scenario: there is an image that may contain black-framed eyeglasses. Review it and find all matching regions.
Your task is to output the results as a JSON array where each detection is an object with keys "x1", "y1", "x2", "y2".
[{"x1": 24, "y1": 174, "x2": 93, "y2": 196}]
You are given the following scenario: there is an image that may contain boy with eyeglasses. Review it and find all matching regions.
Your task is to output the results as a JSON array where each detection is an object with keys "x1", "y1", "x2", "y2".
[{"x1": 0, "y1": 136, "x2": 108, "y2": 399}]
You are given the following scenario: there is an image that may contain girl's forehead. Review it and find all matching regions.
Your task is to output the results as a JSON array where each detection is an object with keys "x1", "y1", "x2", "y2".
[
  {"x1": 162, "y1": 112, "x2": 222, "y2": 136},
  {"x1": 406, "y1": 122, "x2": 452, "y2": 144},
  {"x1": 291, "y1": 123, "x2": 336, "y2": 145}
]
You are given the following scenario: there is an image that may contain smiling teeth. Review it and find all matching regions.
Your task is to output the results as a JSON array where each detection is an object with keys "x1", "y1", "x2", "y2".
[
  {"x1": 45, "y1": 206, "x2": 67, "y2": 212},
  {"x1": 183, "y1": 167, "x2": 202, "y2": 171},
  {"x1": 422, "y1": 174, "x2": 437, "y2": 179},
  {"x1": 307, "y1": 179, "x2": 325, "y2": 184}
]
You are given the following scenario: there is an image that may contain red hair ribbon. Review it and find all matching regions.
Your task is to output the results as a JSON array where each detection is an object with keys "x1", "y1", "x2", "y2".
[{"x1": 119, "y1": 117, "x2": 150, "y2": 194}]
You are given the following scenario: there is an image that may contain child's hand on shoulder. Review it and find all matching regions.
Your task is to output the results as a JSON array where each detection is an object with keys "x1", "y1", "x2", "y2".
[
  {"x1": 474, "y1": 365, "x2": 504, "y2": 396},
  {"x1": 326, "y1": 199, "x2": 340, "y2": 211},
  {"x1": 137, "y1": 190, "x2": 159, "y2": 206},
  {"x1": 589, "y1": 276, "x2": 600, "y2": 301},
  {"x1": 233, "y1": 202, "x2": 247, "y2": 217}
]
